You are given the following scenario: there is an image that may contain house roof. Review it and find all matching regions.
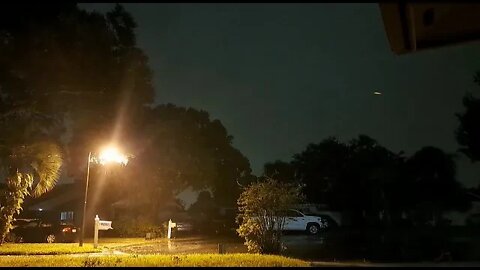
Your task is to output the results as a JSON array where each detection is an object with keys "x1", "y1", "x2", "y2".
[
  {"x1": 24, "y1": 183, "x2": 83, "y2": 211},
  {"x1": 111, "y1": 197, "x2": 182, "y2": 210}
]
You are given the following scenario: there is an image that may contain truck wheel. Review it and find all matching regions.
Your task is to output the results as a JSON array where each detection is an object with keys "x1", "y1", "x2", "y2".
[{"x1": 306, "y1": 223, "x2": 320, "y2": 235}]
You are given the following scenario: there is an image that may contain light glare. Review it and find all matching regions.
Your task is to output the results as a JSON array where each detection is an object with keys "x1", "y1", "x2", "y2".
[{"x1": 98, "y1": 147, "x2": 129, "y2": 165}]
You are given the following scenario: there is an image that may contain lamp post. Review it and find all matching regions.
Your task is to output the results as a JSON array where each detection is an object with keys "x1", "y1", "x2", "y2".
[
  {"x1": 79, "y1": 152, "x2": 92, "y2": 247},
  {"x1": 79, "y1": 147, "x2": 129, "y2": 247}
]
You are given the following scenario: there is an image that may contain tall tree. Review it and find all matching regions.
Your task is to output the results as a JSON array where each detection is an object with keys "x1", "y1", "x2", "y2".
[
  {"x1": 345, "y1": 135, "x2": 404, "y2": 225},
  {"x1": 406, "y1": 146, "x2": 470, "y2": 226},
  {"x1": 456, "y1": 72, "x2": 480, "y2": 162},
  {"x1": 0, "y1": 3, "x2": 153, "y2": 235},
  {"x1": 263, "y1": 160, "x2": 297, "y2": 185},
  {"x1": 288, "y1": 135, "x2": 404, "y2": 226},
  {"x1": 0, "y1": 3, "x2": 154, "y2": 181},
  {"x1": 116, "y1": 104, "x2": 253, "y2": 222},
  {"x1": 0, "y1": 110, "x2": 63, "y2": 244},
  {"x1": 291, "y1": 136, "x2": 350, "y2": 206}
]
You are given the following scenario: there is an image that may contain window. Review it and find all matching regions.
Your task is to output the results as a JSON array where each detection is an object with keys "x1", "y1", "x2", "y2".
[
  {"x1": 287, "y1": 210, "x2": 304, "y2": 217},
  {"x1": 279, "y1": 210, "x2": 304, "y2": 217},
  {"x1": 60, "y1": 211, "x2": 74, "y2": 221}
]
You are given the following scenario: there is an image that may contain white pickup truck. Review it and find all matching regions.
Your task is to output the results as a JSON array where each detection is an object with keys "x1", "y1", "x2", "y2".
[
  {"x1": 283, "y1": 209, "x2": 328, "y2": 234},
  {"x1": 272, "y1": 209, "x2": 328, "y2": 235}
]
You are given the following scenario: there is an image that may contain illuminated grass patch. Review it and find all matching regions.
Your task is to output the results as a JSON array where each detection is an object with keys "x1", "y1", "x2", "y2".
[
  {"x1": 0, "y1": 253, "x2": 310, "y2": 267},
  {"x1": 0, "y1": 243, "x2": 98, "y2": 255}
]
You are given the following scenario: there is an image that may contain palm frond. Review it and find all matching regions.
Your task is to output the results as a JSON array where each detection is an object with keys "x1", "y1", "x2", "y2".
[{"x1": 27, "y1": 142, "x2": 63, "y2": 198}]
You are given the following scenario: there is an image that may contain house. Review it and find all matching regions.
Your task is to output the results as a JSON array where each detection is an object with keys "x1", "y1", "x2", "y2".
[
  {"x1": 20, "y1": 183, "x2": 84, "y2": 226},
  {"x1": 110, "y1": 188, "x2": 217, "y2": 224},
  {"x1": 110, "y1": 194, "x2": 185, "y2": 223}
]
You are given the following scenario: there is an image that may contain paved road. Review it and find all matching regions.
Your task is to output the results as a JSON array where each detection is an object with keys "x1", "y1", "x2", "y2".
[{"x1": 310, "y1": 261, "x2": 480, "y2": 267}]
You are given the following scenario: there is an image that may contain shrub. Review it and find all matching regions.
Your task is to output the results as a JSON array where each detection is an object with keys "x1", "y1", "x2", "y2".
[
  {"x1": 113, "y1": 216, "x2": 167, "y2": 238},
  {"x1": 236, "y1": 178, "x2": 303, "y2": 254}
]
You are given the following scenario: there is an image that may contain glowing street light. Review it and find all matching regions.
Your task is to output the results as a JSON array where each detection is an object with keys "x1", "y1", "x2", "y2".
[
  {"x1": 98, "y1": 147, "x2": 129, "y2": 166},
  {"x1": 79, "y1": 146, "x2": 129, "y2": 247}
]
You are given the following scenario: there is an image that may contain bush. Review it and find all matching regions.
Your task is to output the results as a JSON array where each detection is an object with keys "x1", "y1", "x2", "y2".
[
  {"x1": 113, "y1": 216, "x2": 167, "y2": 238},
  {"x1": 236, "y1": 178, "x2": 303, "y2": 254}
]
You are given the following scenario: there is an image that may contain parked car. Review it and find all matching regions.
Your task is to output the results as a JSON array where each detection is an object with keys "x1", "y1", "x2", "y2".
[
  {"x1": 8, "y1": 218, "x2": 78, "y2": 243},
  {"x1": 279, "y1": 209, "x2": 329, "y2": 235},
  {"x1": 293, "y1": 205, "x2": 343, "y2": 227},
  {"x1": 252, "y1": 209, "x2": 328, "y2": 235}
]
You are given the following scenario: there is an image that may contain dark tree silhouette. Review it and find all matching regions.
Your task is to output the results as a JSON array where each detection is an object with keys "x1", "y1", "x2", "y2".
[
  {"x1": 269, "y1": 135, "x2": 405, "y2": 226},
  {"x1": 263, "y1": 160, "x2": 297, "y2": 184},
  {"x1": 406, "y1": 146, "x2": 470, "y2": 226},
  {"x1": 292, "y1": 136, "x2": 350, "y2": 206},
  {"x1": 456, "y1": 72, "x2": 480, "y2": 162},
  {"x1": 123, "y1": 104, "x2": 253, "y2": 214},
  {"x1": 0, "y1": 3, "x2": 155, "y2": 182}
]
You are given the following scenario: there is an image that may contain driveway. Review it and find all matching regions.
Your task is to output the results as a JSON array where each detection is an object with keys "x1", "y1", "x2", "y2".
[{"x1": 116, "y1": 235, "x2": 248, "y2": 255}]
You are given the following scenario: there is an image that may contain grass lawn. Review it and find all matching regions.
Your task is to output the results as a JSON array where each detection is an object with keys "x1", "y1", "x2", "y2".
[
  {"x1": 0, "y1": 243, "x2": 98, "y2": 255},
  {"x1": 0, "y1": 253, "x2": 311, "y2": 267},
  {"x1": 0, "y1": 238, "x2": 152, "y2": 255}
]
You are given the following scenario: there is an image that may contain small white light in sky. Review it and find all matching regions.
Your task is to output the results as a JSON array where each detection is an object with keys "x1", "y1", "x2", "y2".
[
  {"x1": 38, "y1": 208, "x2": 43, "y2": 211},
  {"x1": 373, "y1": 91, "x2": 382, "y2": 95}
]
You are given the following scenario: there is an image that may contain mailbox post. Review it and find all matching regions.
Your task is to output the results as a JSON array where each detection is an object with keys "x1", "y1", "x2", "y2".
[
  {"x1": 93, "y1": 215, "x2": 113, "y2": 248},
  {"x1": 167, "y1": 219, "x2": 176, "y2": 239},
  {"x1": 94, "y1": 215, "x2": 99, "y2": 248}
]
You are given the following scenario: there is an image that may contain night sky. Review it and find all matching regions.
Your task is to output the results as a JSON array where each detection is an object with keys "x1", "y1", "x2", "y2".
[{"x1": 81, "y1": 3, "x2": 480, "y2": 188}]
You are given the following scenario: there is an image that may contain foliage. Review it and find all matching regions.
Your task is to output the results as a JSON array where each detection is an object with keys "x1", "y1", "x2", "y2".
[
  {"x1": 125, "y1": 104, "x2": 253, "y2": 212},
  {"x1": 456, "y1": 72, "x2": 480, "y2": 162},
  {"x1": 188, "y1": 191, "x2": 218, "y2": 231},
  {"x1": 289, "y1": 135, "x2": 404, "y2": 225},
  {"x1": 405, "y1": 146, "x2": 471, "y2": 226},
  {"x1": 0, "y1": 3, "x2": 151, "y2": 243},
  {"x1": 0, "y1": 142, "x2": 62, "y2": 244},
  {"x1": 113, "y1": 216, "x2": 167, "y2": 238},
  {"x1": 236, "y1": 178, "x2": 303, "y2": 254},
  {"x1": 291, "y1": 136, "x2": 350, "y2": 206},
  {"x1": 266, "y1": 135, "x2": 468, "y2": 227},
  {"x1": 0, "y1": 5, "x2": 254, "y2": 227},
  {"x1": 0, "y1": 174, "x2": 31, "y2": 245},
  {"x1": 263, "y1": 160, "x2": 298, "y2": 185},
  {"x1": 0, "y1": 253, "x2": 310, "y2": 267},
  {"x1": 0, "y1": 3, "x2": 155, "y2": 186}
]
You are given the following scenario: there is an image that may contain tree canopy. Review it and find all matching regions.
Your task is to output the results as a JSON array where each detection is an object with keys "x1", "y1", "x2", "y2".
[
  {"x1": 125, "y1": 104, "x2": 253, "y2": 208},
  {"x1": 264, "y1": 135, "x2": 469, "y2": 227},
  {"x1": 0, "y1": 3, "x2": 155, "y2": 182},
  {"x1": 456, "y1": 72, "x2": 480, "y2": 162},
  {"x1": 1, "y1": 4, "x2": 254, "y2": 231}
]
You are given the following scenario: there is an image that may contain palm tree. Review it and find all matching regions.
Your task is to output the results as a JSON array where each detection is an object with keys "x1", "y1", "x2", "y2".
[{"x1": 0, "y1": 107, "x2": 63, "y2": 244}]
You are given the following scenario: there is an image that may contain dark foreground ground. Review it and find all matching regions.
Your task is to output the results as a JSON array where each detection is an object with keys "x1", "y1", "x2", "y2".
[{"x1": 117, "y1": 226, "x2": 480, "y2": 263}]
